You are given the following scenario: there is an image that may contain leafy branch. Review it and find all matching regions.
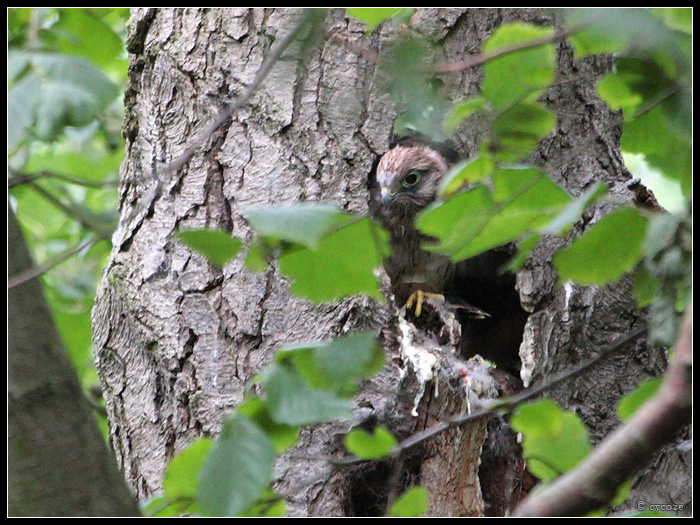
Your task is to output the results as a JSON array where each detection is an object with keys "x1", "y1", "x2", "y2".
[
  {"x1": 165, "y1": 8, "x2": 690, "y2": 517},
  {"x1": 432, "y1": 23, "x2": 583, "y2": 74},
  {"x1": 515, "y1": 306, "x2": 692, "y2": 516}
]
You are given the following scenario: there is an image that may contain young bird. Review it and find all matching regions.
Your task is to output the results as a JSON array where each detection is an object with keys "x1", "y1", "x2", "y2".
[{"x1": 374, "y1": 135, "x2": 461, "y2": 315}]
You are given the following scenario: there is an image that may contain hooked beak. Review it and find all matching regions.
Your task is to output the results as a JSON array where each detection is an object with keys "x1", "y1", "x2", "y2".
[{"x1": 381, "y1": 187, "x2": 395, "y2": 208}]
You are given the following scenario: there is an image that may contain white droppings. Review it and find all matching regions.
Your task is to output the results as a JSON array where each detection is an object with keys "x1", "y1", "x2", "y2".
[
  {"x1": 563, "y1": 281, "x2": 574, "y2": 322},
  {"x1": 398, "y1": 317, "x2": 439, "y2": 417}
]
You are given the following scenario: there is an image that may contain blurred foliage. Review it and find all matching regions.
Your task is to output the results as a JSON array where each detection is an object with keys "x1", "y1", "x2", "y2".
[
  {"x1": 386, "y1": 486, "x2": 429, "y2": 517},
  {"x1": 344, "y1": 425, "x2": 399, "y2": 459},
  {"x1": 147, "y1": 331, "x2": 387, "y2": 517},
  {"x1": 170, "y1": 8, "x2": 691, "y2": 516},
  {"x1": 11, "y1": 7, "x2": 690, "y2": 517},
  {"x1": 8, "y1": 8, "x2": 129, "y2": 425},
  {"x1": 511, "y1": 399, "x2": 592, "y2": 482}
]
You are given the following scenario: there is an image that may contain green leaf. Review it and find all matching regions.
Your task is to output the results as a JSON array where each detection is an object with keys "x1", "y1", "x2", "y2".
[
  {"x1": 7, "y1": 51, "x2": 119, "y2": 146},
  {"x1": 597, "y1": 73, "x2": 644, "y2": 115},
  {"x1": 244, "y1": 241, "x2": 270, "y2": 272},
  {"x1": 505, "y1": 234, "x2": 542, "y2": 272},
  {"x1": 616, "y1": 377, "x2": 663, "y2": 422},
  {"x1": 511, "y1": 399, "x2": 592, "y2": 481},
  {"x1": 24, "y1": 145, "x2": 123, "y2": 182},
  {"x1": 417, "y1": 185, "x2": 495, "y2": 258},
  {"x1": 566, "y1": 8, "x2": 687, "y2": 63},
  {"x1": 538, "y1": 181, "x2": 607, "y2": 236},
  {"x1": 49, "y1": 9, "x2": 124, "y2": 68},
  {"x1": 481, "y1": 23, "x2": 556, "y2": 111},
  {"x1": 278, "y1": 217, "x2": 389, "y2": 302},
  {"x1": 489, "y1": 99, "x2": 556, "y2": 162},
  {"x1": 198, "y1": 415, "x2": 276, "y2": 517},
  {"x1": 239, "y1": 489, "x2": 287, "y2": 517},
  {"x1": 142, "y1": 495, "x2": 192, "y2": 517},
  {"x1": 344, "y1": 426, "x2": 398, "y2": 459},
  {"x1": 52, "y1": 306, "x2": 95, "y2": 381},
  {"x1": 32, "y1": 53, "x2": 118, "y2": 140},
  {"x1": 651, "y1": 8, "x2": 692, "y2": 34},
  {"x1": 598, "y1": 58, "x2": 686, "y2": 135},
  {"x1": 282, "y1": 331, "x2": 384, "y2": 393},
  {"x1": 437, "y1": 156, "x2": 495, "y2": 198},
  {"x1": 7, "y1": 71, "x2": 41, "y2": 152},
  {"x1": 630, "y1": 262, "x2": 658, "y2": 308},
  {"x1": 621, "y1": 104, "x2": 691, "y2": 197},
  {"x1": 345, "y1": 8, "x2": 412, "y2": 32},
  {"x1": 242, "y1": 203, "x2": 352, "y2": 250},
  {"x1": 177, "y1": 229, "x2": 242, "y2": 268},
  {"x1": 163, "y1": 438, "x2": 214, "y2": 503},
  {"x1": 566, "y1": 9, "x2": 634, "y2": 58},
  {"x1": 419, "y1": 167, "x2": 571, "y2": 262},
  {"x1": 237, "y1": 396, "x2": 299, "y2": 454},
  {"x1": 457, "y1": 167, "x2": 570, "y2": 261},
  {"x1": 444, "y1": 96, "x2": 487, "y2": 133},
  {"x1": 611, "y1": 479, "x2": 634, "y2": 508},
  {"x1": 386, "y1": 34, "x2": 450, "y2": 142},
  {"x1": 263, "y1": 363, "x2": 353, "y2": 426},
  {"x1": 386, "y1": 486, "x2": 428, "y2": 517},
  {"x1": 554, "y1": 206, "x2": 648, "y2": 285}
]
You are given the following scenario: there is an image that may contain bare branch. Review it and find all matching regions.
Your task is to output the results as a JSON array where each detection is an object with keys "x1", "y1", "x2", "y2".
[
  {"x1": 432, "y1": 24, "x2": 581, "y2": 74},
  {"x1": 164, "y1": 10, "x2": 318, "y2": 178},
  {"x1": 7, "y1": 233, "x2": 108, "y2": 290},
  {"x1": 25, "y1": 182, "x2": 114, "y2": 237},
  {"x1": 9, "y1": 170, "x2": 119, "y2": 189}
]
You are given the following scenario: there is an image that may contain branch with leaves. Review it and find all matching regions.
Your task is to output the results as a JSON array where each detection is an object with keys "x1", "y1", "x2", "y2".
[
  {"x1": 515, "y1": 305, "x2": 692, "y2": 517},
  {"x1": 11, "y1": 7, "x2": 690, "y2": 518},
  {"x1": 155, "y1": 8, "x2": 691, "y2": 517}
]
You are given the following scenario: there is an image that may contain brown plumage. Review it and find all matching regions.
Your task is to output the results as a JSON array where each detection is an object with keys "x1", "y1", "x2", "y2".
[
  {"x1": 373, "y1": 136, "x2": 456, "y2": 306},
  {"x1": 372, "y1": 135, "x2": 527, "y2": 373}
]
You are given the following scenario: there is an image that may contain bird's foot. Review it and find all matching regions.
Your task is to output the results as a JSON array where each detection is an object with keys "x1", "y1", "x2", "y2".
[{"x1": 405, "y1": 290, "x2": 444, "y2": 317}]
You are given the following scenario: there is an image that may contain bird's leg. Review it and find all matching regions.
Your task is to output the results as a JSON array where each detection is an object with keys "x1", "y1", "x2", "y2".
[{"x1": 405, "y1": 290, "x2": 445, "y2": 317}]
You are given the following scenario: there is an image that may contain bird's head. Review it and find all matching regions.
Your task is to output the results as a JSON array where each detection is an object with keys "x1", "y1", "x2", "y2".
[{"x1": 376, "y1": 144, "x2": 450, "y2": 214}]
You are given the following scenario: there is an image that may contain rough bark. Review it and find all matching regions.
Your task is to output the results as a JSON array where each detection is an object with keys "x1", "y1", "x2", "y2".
[
  {"x1": 9, "y1": 206, "x2": 141, "y2": 517},
  {"x1": 91, "y1": 8, "x2": 690, "y2": 516}
]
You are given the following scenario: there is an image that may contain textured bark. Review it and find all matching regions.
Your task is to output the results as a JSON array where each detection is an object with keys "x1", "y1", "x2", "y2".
[
  {"x1": 91, "y1": 8, "x2": 690, "y2": 516},
  {"x1": 9, "y1": 207, "x2": 140, "y2": 517}
]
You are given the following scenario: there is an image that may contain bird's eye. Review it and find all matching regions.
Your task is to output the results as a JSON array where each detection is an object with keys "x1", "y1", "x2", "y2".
[{"x1": 402, "y1": 171, "x2": 420, "y2": 187}]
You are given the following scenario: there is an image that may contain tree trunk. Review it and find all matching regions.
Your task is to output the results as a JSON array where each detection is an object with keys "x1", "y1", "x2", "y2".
[
  {"x1": 91, "y1": 8, "x2": 690, "y2": 516},
  {"x1": 9, "y1": 206, "x2": 141, "y2": 517}
]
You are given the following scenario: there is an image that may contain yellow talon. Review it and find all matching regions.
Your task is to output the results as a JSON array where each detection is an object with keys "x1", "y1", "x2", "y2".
[{"x1": 405, "y1": 291, "x2": 444, "y2": 317}]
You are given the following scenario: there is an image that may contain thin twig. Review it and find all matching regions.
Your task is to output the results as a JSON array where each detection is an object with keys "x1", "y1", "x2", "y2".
[
  {"x1": 326, "y1": 19, "x2": 583, "y2": 74},
  {"x1": 9, "y1": 170, "x2": 119, "y2": 189},
  {"x1": 629, "y1": 85, "x2": 682, "y2": 121},
  {"x1": 7, "y1": 233, "x2": 108, "y2": 289},
  {"x1": 432, "y1": 24, "x2": 581, "y2": 74},
  {"x1": 334, "y1": 326, "x2": 646, "y2": 466},
  {"x1": 164, "y1": 11, "x2": 317, "y2": 178},
  {"x1": 26, "y1": 182, "x2": 114, "y2": 237},
  {"x1": 326, "y1": 29, "x2": 382, "y2": 66}
]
